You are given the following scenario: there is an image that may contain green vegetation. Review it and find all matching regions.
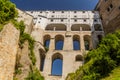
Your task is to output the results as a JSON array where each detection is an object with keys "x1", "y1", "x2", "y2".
[
  {"x1": 0, "y1": 0, "x2": 18, "y2": 24},
  {"x1": 45, "y1": 46, "x2": 49, "y2": 52},
  {"x1": 101, "y1": 67, "x2": 120, "y2": 80},
  {"x1": 12, "y1": 20, "x2": 36, "y2": 65},
  {"x1": 0, "y1": 24, "x2": 4, "y2": 31},
  {"x1": 25, "y1": 65, "x2": 44, "y2": 80},
  {"x1": 14, "y1": 63, "x2": 23, "y2": 75},
  {"x1": 66, "y1": 31, "x2": 120, "y2": 80},
  {"x1": 0, "y1": 0, "x2": 18, "y2": 31}
]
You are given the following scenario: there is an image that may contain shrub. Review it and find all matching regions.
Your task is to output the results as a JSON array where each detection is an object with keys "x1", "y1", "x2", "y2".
[
  {"x1": 66, "y1": 30, "x2": 120, "y2": 80},
  {"x1": 25, "y1": 65, "x2": 44, "y2": 80},
  {"x1": 0, "y1": 0, "x2": 18, "y2": 24}
]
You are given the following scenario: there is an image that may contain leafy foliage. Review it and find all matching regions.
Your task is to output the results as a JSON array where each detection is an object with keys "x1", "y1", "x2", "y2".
[
  {"x1": 25, "y1": 65, "x2": 44, "y2": 80},
  {"x1": 0, "y1": 0, "x2": 18, "y2": 24},
  {"x1": 20, "y1": 33, "x2": 36, "y2": 65},
  {"x1": 66, "y1": 31, "x2": 120, "y2": 80}
]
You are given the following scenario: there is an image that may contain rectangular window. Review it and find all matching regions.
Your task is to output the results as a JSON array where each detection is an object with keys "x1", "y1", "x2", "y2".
[
  {"x1": 61, "y1": 19, "x2": 63, "y2": 22},
  {"x1": 94, "y1": 19, "x2": 97, "y2": 22},
  {"x1": 74, "y1": 11, "x2": 77, "y2": 13},
  {"x1": 82, "y1": 11, "x2": 85, "y2": 13},
  {"x1": 61, "y1": 11, "x2": 64, "y2": 13},
  {"x1": 74, "y1": 19, "x2": 77, "y2": 22},
  {"x1": 51, "y1": 15, "x2": 54, "y2": 17},
  {"x1": 84, "y1": 19, "x2": 86, "y2": 22},
  {"x1": 74, "y1": 15, "x2": 77, "y2": 18},
  {"x1": 92, "y1": 11, "x2": 95, "y2": 13},
  {"x1": 51, "y1": 19, "x2": 53, "y2": 22}
]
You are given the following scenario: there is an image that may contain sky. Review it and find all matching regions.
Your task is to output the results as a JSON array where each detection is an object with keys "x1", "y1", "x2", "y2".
[{"x1": 10, "y1": 0, "x2": 99, "y2": 10}]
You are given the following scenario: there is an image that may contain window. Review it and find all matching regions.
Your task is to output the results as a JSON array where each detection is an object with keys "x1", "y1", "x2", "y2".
[
  {"x1": 82, "y1": 11, "x2": 85, "y2": 13},
  {"x1": 40, "y1": 11, "x2": 42, "y2": 13},
  {"x1": 55, "y1": 35, "x2": 64, "y2": 50},
  {"x1": 44, "y1": 35, "x2": 50, "y2": 48},
  {"x1": 84, "y1": 19, "x2": 86, "y2": 22},
  {"x1": 107, "y1": 4, "x2": 113, "y2": 12},
  {"x1": 61, "y1": 11, "x2": 64, "y2": 13},
  {"x1": 94, "y1": 19, "x2": 97, "y2": 22},
  {"x1": 92, "y1": 11, "x2": 95, "y2": 13},
  {"x1": 53, "y1": 11, "x2": 55, "y2": 13},
  {"x1": 73, "y1": 35, "x2": 80, "y2": 50},
  {"x1": 51, "y1": 15, "x2": 54, "y2": 17},
  {"x1": 74, "y1": 15, "x2": 77, "y2": 18},
  {"x1": 61, "y1": 19, "x2": 63, "y2": 22},
  {"x1": 74, "y1": 11, "x2": 77, "y2": 13},
  {"x1": 38, "y1": 15, "x2": 41, "y2": 17},
  {"x1": 75, "y1": 55, "x2": 83, "y2": 61},
  {"x1": 51, "y1": 19, "x2": 53, "y2": 22},
  {"x1": 51, "y1": 53, "x2": 63, "y2": 76},
  {"x1": 74, "y1": 19, "x2": 77, "y2": 22},
  {"x1": 39, "y1": 49, "x2": 45, "y2": 72}
]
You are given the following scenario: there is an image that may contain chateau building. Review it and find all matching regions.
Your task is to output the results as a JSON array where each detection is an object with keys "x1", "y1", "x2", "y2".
[
  {"x1": 26, "y1": 10, "x2": 104, "y2": 80},
  {"x1": 95, "y1": 0, "x2": 120, "y2": 34}
]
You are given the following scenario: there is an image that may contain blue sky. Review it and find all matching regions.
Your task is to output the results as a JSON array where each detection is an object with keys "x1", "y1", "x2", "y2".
[{"x1": 11, "y1": 0, "x2": 99, "y2": 10}]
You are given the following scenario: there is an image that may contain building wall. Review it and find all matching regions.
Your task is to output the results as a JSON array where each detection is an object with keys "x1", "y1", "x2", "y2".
[
  {"x1": 95, "y1": 0, "x2": 120, "y2": 34},
  {"x1": 27, "y1": 10, "x2": 104, "y2": 80}
]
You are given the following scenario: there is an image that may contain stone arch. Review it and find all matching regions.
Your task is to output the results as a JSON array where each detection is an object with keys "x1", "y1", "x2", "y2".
[
  {"x1": 71, "y1": 24, "x2": 91, "y2": 31},
  {"x1": 55, "y1": 35, "x2": 64, "y2": 50},
  {"x1": 94, "y1": 24, "x2": 102, "y2": 31},
  {"x1": 73, "y1": 35, "x2": 80, "y2": 50},
  {"x1": 84, "y1": 35, "x2": 92, "y2": 50},
  {"x1": 45, "y1": 24, "x2": 67, "y2": 31},
  {"x1": 39, "y1": 48, "x2": 46, "y2": 71},
  {"x1": 75, "y1": 55, "x2": 83, "y2": 61},
  {"x1": 43, "y1": 34, "x2": 51, "y2": 48},
  {"x1": 51, "y1": 53, "x2": 63, "y2": 76}
]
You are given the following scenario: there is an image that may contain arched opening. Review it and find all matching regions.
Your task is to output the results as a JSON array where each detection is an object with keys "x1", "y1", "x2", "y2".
[
  {"x1": 55, "y1": 35, "x2": 64, "y2": 50},
  {"x1": 45, "y1": 24, "x2": 67, "y2": 31},
  {"x1": 73, "y1": 35, "x2": 80, "y2": 50},
  {"x1": 94, "y1": 24, "x2": 102, "y2": 31},
  {"x1": 97, "y1": 35, "x2": 103, "y2": 42},
  {"x1": 39, "y1": 49, "x2": 46, "y2": 71},
  {"x1": 84, "y1": 35, "x2": 91, "y2": 50},
  {"x1": 75, "y1": 55, "x2": 83, "y2": 61},
  {"x1": 71, "y1": 24, "x2": 91, "y2": 31},
  {"x1": 43, "y1": 35, "x2": 50, "y2": 48},
  {"x1": 51, "y1": 53, "x2": 63, "y2": 76}
]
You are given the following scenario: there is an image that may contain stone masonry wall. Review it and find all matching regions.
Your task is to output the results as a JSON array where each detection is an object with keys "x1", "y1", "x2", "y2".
[{"x1": 0, "y1": 23, "x2": 20, "y2": 80}]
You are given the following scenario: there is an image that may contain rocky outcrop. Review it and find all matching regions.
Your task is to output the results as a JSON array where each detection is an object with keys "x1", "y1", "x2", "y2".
[
  {"x1": 15, "y1": 41, "x2": 32, "y2": 80},
  {"x1": 0, "y1": 23, "x2": 20, "y2": 80}
]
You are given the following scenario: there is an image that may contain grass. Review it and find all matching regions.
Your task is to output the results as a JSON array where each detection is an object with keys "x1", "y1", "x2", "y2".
[{"x1": 101, "y1": 67, "x2": 120, "y2": 80}]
